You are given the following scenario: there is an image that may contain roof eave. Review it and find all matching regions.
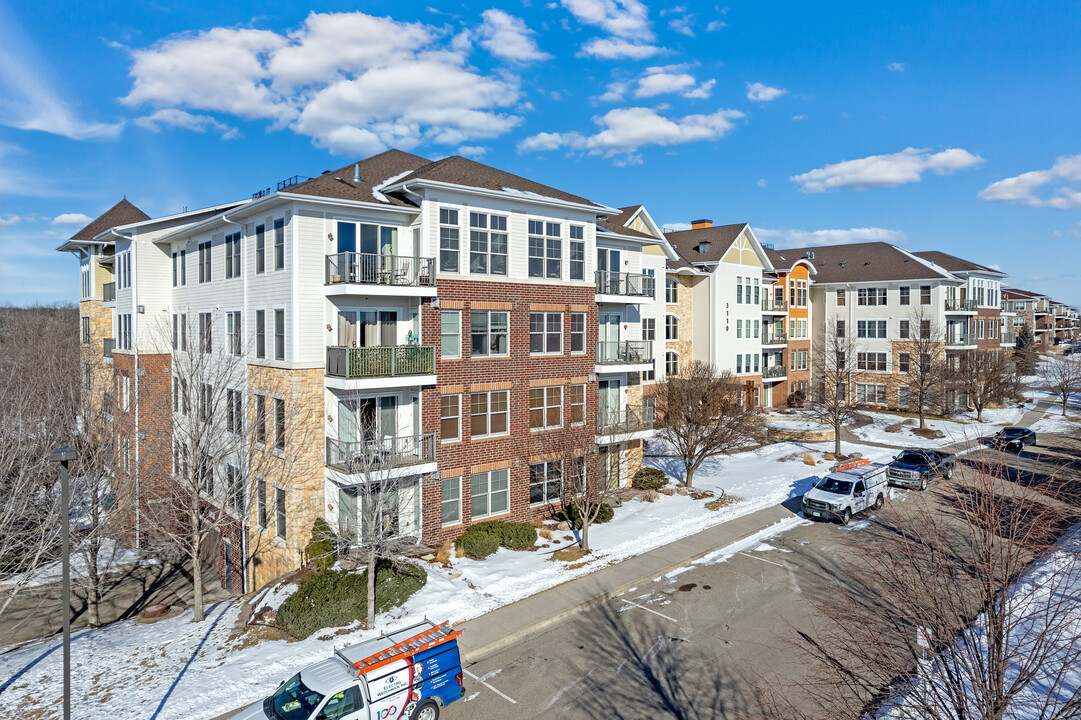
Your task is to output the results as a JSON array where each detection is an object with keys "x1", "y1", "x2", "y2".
[{"x1": 384, "y1": 178, "x2": 617, "y2": 215}]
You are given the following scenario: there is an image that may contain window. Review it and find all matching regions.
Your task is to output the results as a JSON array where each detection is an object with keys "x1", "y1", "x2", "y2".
[
  {"x1": 754, "y1": 353, "x2": 760, "y2": 372},
  {"x1": 273, "y1": 219, "x2": 285, "y2": 270},
  {"x1": 569, "y1": 226, "x2": 584, "y2": 281},
  {"x1": 441, "y1": 311, "x2": 461, "y2": 359},
  {"x1": 470, "y1": 310, "x2": 508, "y2": 357},
  {"x1": 838, "y1": 351, "x2": 846, "y2": 370},
  {"x1": 736, "y1": 320, "x2": 742, "y2": 339},
  {"x1": 198, "y1": 241, "x2": 212, "y2": 283},
  {"x1": 754, "y1": 278, "x2": 761, "y2": 306},
  {"x1": 179, "y1": 249, "x2": 186, "y2": 285},
  {"x1": 470, "y1": 390, "x2": 509, "y2": 438},
  {"x1": 469, "y1": 212, "x2": 508, "y2": 275},
  {"x1": 439, "y1": 208, "x2": 459, "y2": 273},
  {"x1": 643, "y1": 317, "x2": 655, "y2": 342},
  {"x1": 737, "y1": 277, "x2": 743, "y2": 304},
  {"x1": 836, "y1": 289, "x2": 846, "y2": 306},
  {"x1": 255, "y1": 224, "x2": 265, "y2": 274},
  {"x1": 227, "y1": 311, "x2": 242, "y2": 355},
  {"x1": 275, "y1": 487, "x2": 286, "y2": 540},
  {"x1": 665, "y1": 314, "x2": 679, "y2": 341},
  {"x1": 440, "y1": 394, "x2": 460, "y2": 442},
  {"x1": 81, "y1": 316, "x2": 90, "y2": 345},
  {"x1": 441, "y1": 477, "x2": 462, "y2": 526},
  {"x1": 754, "y1": 319, "x2": 760, "y2": 339},
  {"x1": 171, "y1": 252, "x2": 178, "y2": 287},
  {"x1": 570, "y1": 312, "x2": 586, "y2": 353},
  {"x1": 920, "y1": 319, "x2": 931, "y2": 339},
  {"x1": 226, "y1": 465, "x2": 243, "y2": 512},
  {"x1": 795, "y1": 280, "x2": 808, "y2": 307},
  {"x1": 227, "y1": 388, "x2": 243, "y2": 434},
  {"x1": 198, "y1": 451, "x2": 214, "y2": 496},
  {"x1": 569, "y1": 384, "x2": 585, "y2": 425},
  {"x1": 665, "y1": 278, "x2": 679, "y2": 304},
  {"x1": 118, "y1": 313, "x2": 132, "y2": 349},
  {"x1": 898, "y1": 385, "x2": 910, "y2": 408},
  {"x1": 857, "y1": 352, "x2": 888, "y2": 372},
  {"x1": 857, "y1": 320, "x2": 888, "y2": 339},
  {"x1": 530, "y1": 461, "x2": 563, "y2": 506},
  {"x1": 225, "y1": 232, "x2": 241, "y2": 279},
  {"x1": 274, "y1": 397, "x2": 285, "y2": 452},
  {"x1": 899, "y1": 320, "x2": 910, "y2": 339},
  {"x1": 898, "y1": 352, "x2": 911, "y2": 373},
  {"x1": 796, "y1": 350, "x2": 809, "y2": 370},
  {"x1": 199, "y1": 312, "x2": 213, "y2": 353},
  {"x1": 666, "y1": 351, "x2": 679, "y2": 376},
  {"x1": 796, "y1": 319, "x2": 807, "y2": 339},
  {"x1": 254, "y1": 394, "x2": 267, "y2": 445},
  {"x1": 899, "y1": 286, "x2": 911, "y2": 305},
  {"x1": 836, "y1": 320, "x2": 846, "y2": 338},
  {"x1": 737, "y1": 354, "x2": 742, "y2": 373},
  {"x1": 530, "y1": 312, "x2": 562, "y2": 354},
  {"x1": 856, "y1": 383, "x2": 887, "y2": 405},
  {"x1": 470, "y1": 468, "x2": 509, "y2": 519},
  {"x1": 256, "y1": 479, "x2": 267, "y2": 529},
  {"x1": 274, "y1": 309, "x2": 285, "y2": 361},
  {"x1": 198, "y1": 382, "x2": 213, "y2": 423},
  {"x1": 920, "y1": 285, "x2": 932, "y2": 305},
  {"x1": 256, "y1": 310, "x2": 265, "y2": 358},
  {"x1": 528, "y1": 220, "x2": 561, "y2": 279},
  {"x1": 529, "y1": 386, "x2": 563, "y2": 430},
  {"x1": 857, "y1": 287, "x2": 887, "y2": 306}
]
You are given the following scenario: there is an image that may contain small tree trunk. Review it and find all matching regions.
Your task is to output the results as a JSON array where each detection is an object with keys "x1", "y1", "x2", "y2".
[
  {"x1": 684, "y1": 465, "x2": 695, "y2": 489},
  {"x1": 366, "y1": 547, "x2": 377, "y2": 630},
  {"x1": 191, "y1": 550, "x2": 205, "y2": 622},
  {"x1": 581, "y1": 515, "x2": 590, "y2": 553},
  {"x1": 834, "y1": 424, "x2": 842, "y2": 456}
]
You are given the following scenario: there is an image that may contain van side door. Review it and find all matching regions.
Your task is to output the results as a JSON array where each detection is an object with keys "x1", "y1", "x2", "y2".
[
  {"x1": 311, "y1": 685, "x2": 367, "y2": 720},
  {"x1": 852, "y1": 480, "x2": 867, "y2": 512}
]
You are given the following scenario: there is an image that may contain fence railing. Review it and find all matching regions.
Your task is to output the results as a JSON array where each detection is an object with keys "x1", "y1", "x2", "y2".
[
  {"x1": 102, "y1": 282, "x2": 116, "y2": 303},
  {"x1": 946, "y1": 333, "x2": 976, "y2": 347},
  {"x1": 595, "y1": 340, "x2": 653, "y2": 365},
  {"x1": 326, "y1": 253, "x2": 435, "y2": 287},
  {"x1": 762, "y1": 333, "x2": 788, "y2": 345},
  {"x1": 597, "y1": 403, "x2": 656, "y2": 435},
  {"x1": 326, "y1": 345, "x2": 435, "y2": 379},
  {"x1": 1000, "y1": 332, "x2": 1018, "y2": 344},
  {"x1": 763, "y1": 364, "x2": 787, "y2": 378},
  {"x1": 762, "y1": 299, "x2": 788, "y2": 312},
  {"x1": 944, "y1": 298, "x2": 978, "y2": 312},
  {"x1": 326, "y1": 433, "x2": 436, "y2": 473},
  {"x1": 103, "y1": 338, "x2": 115, "y2": 358},
  {"x1": 595, "y1": 271, "x2": 655, "y2": 298}
]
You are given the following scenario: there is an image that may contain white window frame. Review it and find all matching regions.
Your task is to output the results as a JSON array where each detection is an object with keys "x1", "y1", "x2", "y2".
[
  {"x1": 440, "y1": 394, "x2": 461, "y2": 443},
  {"x1": 529, "y1": 311, "x2": 563, "y2": 355},
  {"x1": 439, "y1": 207, "x2": 460, "y2": 274},
  {"x1": 529, "y1": 385, "x2": 563, "y2": 431},
  {"x1": 470, "y1": 468, "x2": 510, "y2": 520},
  {"x1": 529, "y1": 460, "x2": 563, "y2": 507},
  {"x1": 441, "y1": 476, "x2": 462, "y2": 527},
  {"x1": 440, "y1": 310, "x2": 461, "y2": 360},
  {"x1": 470, "y1": 390, "x2": 509, "y2": 438},
  {"x1": 468, "y1": 211, "x2": 508, "y2": 276}
]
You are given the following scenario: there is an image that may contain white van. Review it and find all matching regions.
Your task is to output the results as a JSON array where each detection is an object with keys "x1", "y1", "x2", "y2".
[{"x1": 801, "y1": 459, "x2": 888, "y2": 525}]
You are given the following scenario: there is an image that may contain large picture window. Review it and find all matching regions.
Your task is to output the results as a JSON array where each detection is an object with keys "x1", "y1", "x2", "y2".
[
  {"x1": 470, "y1": 390, "x2": 509, "y2": 438},
  {"x1": 529, "y1": 461, "x2": 563, "y2": 506},
  {"x1": 528, "y1": 220, "x2": 561, "y2": 279},
  {"x1": 470, "y1": 310, "x2": 508, "y2": 357},
  {"x1": 469, "y1": 212, "x2": 508, "y2": 275},
  {"x1": 470, "y1": 469, "x2": 509, "y2": 519},
  {"x1": 530, "y1": 312, "x2": 563, "y2": 354},
  {"x1": 857, "y1": 287, "x2": 888, "y2": 306}
]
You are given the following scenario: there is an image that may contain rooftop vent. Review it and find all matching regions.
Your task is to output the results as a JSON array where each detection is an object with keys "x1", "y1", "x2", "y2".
[
  {"x1": 353, "y1": 163, "x2": 361, "y2": 183},
  {"x1": 695, "y1": 241, "x2": 711, "y2": 254},
  {"x1": 691, "y1": 218, "x2": 713, "y2": 229}
]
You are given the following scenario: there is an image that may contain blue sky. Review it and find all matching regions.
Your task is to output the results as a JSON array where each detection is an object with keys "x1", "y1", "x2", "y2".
[{"x1": 2, "y1": 0, "x2": 1079, "y2": 306}]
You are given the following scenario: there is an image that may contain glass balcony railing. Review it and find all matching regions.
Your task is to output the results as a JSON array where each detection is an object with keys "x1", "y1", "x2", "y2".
[{"x1": 597, "y1": 403, "x2": 656, "y2": 435}]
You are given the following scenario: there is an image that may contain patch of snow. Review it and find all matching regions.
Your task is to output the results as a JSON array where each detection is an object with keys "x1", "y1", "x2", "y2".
[{"x1": 694, "y1": 517, "x2": 809, "y2": 567}]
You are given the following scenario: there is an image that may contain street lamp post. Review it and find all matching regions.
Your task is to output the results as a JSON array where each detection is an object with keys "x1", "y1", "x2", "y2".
[{"x1": 49, "y1": 446, "x2": 77, "y2": 720}]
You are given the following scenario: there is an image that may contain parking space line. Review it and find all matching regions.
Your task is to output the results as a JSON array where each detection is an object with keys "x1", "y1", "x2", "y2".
[
  {"x1": 464, "y1": 669, "x2": 517, "y2": 704},
  {"x1": 739, "y1": 551, "x2": 785, "y2": 567},
  {"x1": 618, "y1": 599, "x2": 677, "y2": 622}
]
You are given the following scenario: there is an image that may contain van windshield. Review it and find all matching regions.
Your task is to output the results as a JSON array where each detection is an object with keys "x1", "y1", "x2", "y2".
[
  {"x1": 268, "y1": 674, "x2": 325, "y2": 720},
  {"x1": 815, "y1": 478, "x2": 853, "y2": 495}
]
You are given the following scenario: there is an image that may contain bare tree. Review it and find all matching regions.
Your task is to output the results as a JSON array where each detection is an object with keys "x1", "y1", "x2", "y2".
[
  {"x1": 950, "y1": 350, "x2": 1016, "y2": 423},
  {"x1": 1040, "y1": 355, "x2": 1081, "y2": 417},
  {"x1": 897, "y1": 306, "x2": 947, "y2": 427},
  {"x1": 808, "y1": 318, "x2": 859, "y2": 456},
  {"x1": 787, "y1": 449, "x2": 1081, "y2": 720},
  {"x1": 654, "y1": 361, "x2": 763, "y2": 488}
]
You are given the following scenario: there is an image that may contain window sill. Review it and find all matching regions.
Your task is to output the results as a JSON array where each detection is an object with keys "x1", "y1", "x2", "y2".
[
  {"x1": 441, "y1": 520, "x2": 463, "y2": 529},
  {"x1": 468, "y1": 433, "x2": 511, "y2": 443},
  {"x1": 470, "y1": 355, "x2": 511, "y2": 360},
  {"x1": 470, "y1": 509, "x2": 511, "y2": 522},
  {"x1": 273, "y1": 536, "x2": 286, "y2": 547},
  {"x1": 440, "y1": 439, "x2": 462, "y2": 445},
  {"x1": 529, "y1": 426, "x2": 563, "y2": 433}
]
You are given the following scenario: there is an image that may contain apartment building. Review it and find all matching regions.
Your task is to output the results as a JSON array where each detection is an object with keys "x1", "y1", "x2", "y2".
[
  {"x1": 1050, "y1": 302, "x2": 1080, "y2": 345},
  {"x1": 61, "y1": 150, "x2": 676, "y2": 592},
  {"x1": 763, "y1": 248, "x2": 815, "y2": 406},
  {"x1": 664, "y1": 221, "x2": 777, "y2": 405},
  {"x1": 1001, "y1": 287, "x2": 1048, "y2": 350}
]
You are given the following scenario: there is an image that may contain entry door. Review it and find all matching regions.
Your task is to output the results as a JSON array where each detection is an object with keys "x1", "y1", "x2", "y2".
[
  {"x1": 599, "y1": 379, "x2": 621, "y2": 428},
  {"x1": 358, "y1": 224, "x2": 380, "y2": 282},
  {"x1": 599, "y1": 446, "x2": 620, "y2": 489},
  {"x1": 338, "y1": 486, "x2": 358, "y2": 541},
  {"x1": 599, "y1": 313, "x2": 621, "y2": 361}
]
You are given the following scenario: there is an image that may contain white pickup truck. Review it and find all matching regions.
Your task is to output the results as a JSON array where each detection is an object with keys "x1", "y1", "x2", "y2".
[{"x1": 801, "y1": 459, "x2": 889, "y2": 525}]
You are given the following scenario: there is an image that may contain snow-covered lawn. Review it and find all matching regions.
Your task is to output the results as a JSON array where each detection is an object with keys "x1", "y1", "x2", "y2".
[
  {"x1": 849, "y1": 407, "x2": 1027, "y2": 448},
  {"x1": 0, "y1": 539, "x2": 159, "y2": 590},
  {"x1": 0, "y1": 438, "x2": 886, "y2": 720}
]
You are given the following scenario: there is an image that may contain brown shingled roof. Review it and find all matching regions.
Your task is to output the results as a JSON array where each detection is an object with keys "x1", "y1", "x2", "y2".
[
  {"x1": 69, "y1": 199, "x2": 150, "y2": 241},
  {"x1": 284, "y1": 149, "x2": 430, "y2": 207},
  {"x1": 912, "y1": 250, "x2": 1005, "y2": 276},
  {"x1": 597, "y1": 205, "x2": 657, "y2": 239},
  {"x1": 666, "y1": 223, "x2": 747, "y2": 264},
  {"x1": 775, "y1": 242, "x2": 958, "y2": 283}
]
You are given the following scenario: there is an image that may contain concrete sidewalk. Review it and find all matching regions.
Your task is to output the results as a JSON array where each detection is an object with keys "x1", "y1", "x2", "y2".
[{"x1": 457, "y1": 499, "x2": 801, "y2": 663}]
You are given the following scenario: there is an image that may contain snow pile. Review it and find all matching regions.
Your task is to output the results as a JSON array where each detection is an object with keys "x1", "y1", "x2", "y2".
[
  {"x1": 0, "y1": 539, "x2": 158, "y2": 589},
  {"x1": 850, "y1": 408, "x2": 1025, "y2": 448}
]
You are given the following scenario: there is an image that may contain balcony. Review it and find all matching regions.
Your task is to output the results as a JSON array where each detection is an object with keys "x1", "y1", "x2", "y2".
[
  {"x1": 1000, "y1": 332, "x2": 1017, "y2": 345},
  {"x1": 944, "y1": 299, "x2": 978, "y2": 313},
  {"x1": 946, "y1": 333, "x2": 977, "y2": 348},
  {"x1": 763, "y1": 364, "x2": 787, "y2": 380},
  {"x1": 326, "y1": 433, "x2": 436, "y2": 476},
  {"x1": 103, "y1": 338, "x2": 115, "y2": 359},
  {"x1": 595, "y1": 271, "x2": 655, "y2": 302},
  {"x1": 762, "y1": 299, "x2": 788, "y2": 314},
  {"x1": 102, "y1": 282, "x2": 116, "y2": 304},
  {"x1": 325, "y1": 345, "x2": 436, "y2": 390},
  {"x1": 595, "y1": 340, "x2": 653, "y2": 373},
  {"x1": 597, "y1": 403, "x2": 656, "y2": 442},
  {"x1": 762, "y1": 333, "x2": 788, "y2": 346},
  {"x1": 325, "y1": 253, "x2": 436, "y2": 296}
]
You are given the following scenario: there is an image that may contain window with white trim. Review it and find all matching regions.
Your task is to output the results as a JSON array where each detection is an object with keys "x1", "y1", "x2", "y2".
[
  {"x1": 440, "y1": 394, "x2": 460, "y2": 442},
  {"x1": 528, "y1": 220, "x2": 561, "y2": 279},
  {"x1": 470, "y1": 469, "x2": 509, "y2": 519},
  {"x1": 899, "y1": 286, "x2": 910, "y2": 305},
  {"x1": 529, "y1": 386, "x2": 563, "y2": 430},
  {"x1": 227, "y1": 388, "x2": 243, "y2": 434},
  {"x1": 470, "y1": 310, "x2": 508, "y2": 357},
  {"x1": 857, "y1": 287, "x2": 887, "y2": 306},
  {"x1": 856, "y1": 383, "x2": 887, "y2": 405},
  {"x1": 275, "y1": 486, "x2": 286, "y2": 540},
  {"x1": 530, "y1": 312, "x2": 562, "y2": 354},
  {"x1": 569, "y1": 384, "x2": 585, "y2": 425},
  {"x1": 439, "y1": 208, "x2": 459, "y2": 273},
  {"x1": 570, "y1": 312, "x2": 586, "y2": 353},
  {"x1": 529, "y1": 460, "x2": 563, "y2": 506},
  {"x1": 470, "y1": 390, "x2": 508, "y2": 438},
  {"x1": 857, "y1": 352, "x2": 888, "y2": 372},
  {"x1": 469, "y1": 212, "x2": 508, "y2": 275},
  {"x1": 441, "y1": 477, "x2": 462, "y2": 526},
  {"x1": 255, "y1": 310, "x2": 265, "y2": 358},
  {"x1": 255, "y1": 224, "x2": 265, "y2": 274},
  {"x1": 273, "y1": 218, "x2": 285, "y2": 270},
  {"x1": 899, "y1": 319, "x2": 910, "y2": 339},
  {"x1": 274, "y1": 309, "x2": 285, "y2": 361},
  {"x1": 569, "y1": 226, "x2": 585, "y2": 281},
  {"x1": 666, "y1": 278, "x2": 678, "y2": 304},
  {"x1": 665, "y1": 351, "x2": 679, "y2": 377},
  {"x1": 199, "y1": 312, "x2": 212, "y2": 353},
  {"x1": 227, "y1": 311, "x2": 241, "y2": 355},
  {"x1": 899, "y1": 352, "x2": 911, "y2": 373},
  {"x1": 198, "y1": 241, "x2": 212, "y2": 283},
  {"x1": 225, "y1": 232, "x2": 241, "y2": 279},
  {"x1": 665, "y1": 314, "x2": 679, "y2": 341},
  {"x1": 440, "y1": 311, "x2": 460, "y2": 359},
  {"x1": 857, "y1": 320, "x2": 888, "y2": 339}
]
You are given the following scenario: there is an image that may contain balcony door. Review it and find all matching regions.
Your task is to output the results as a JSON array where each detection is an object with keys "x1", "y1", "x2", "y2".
[
  {"x1": 597, "y1": 248, "x2": 621, "y2": 293},
  {"x1": 599, "y1": 379, "x2": 621, "y2": 429},
  {"x1": 338, "y1": 310, "x2": 397, "y2": 347},
  {"x1": 599, "y1": 313, "x2": 621, "y2": 361}
]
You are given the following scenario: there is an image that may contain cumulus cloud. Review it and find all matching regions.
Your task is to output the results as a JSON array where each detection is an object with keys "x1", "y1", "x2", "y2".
[
  {"x1": 754, "y1": 226, "x2": 908, "y2": 248},
  {"x1": 634, "y1": 65, "x2": 713, "y2": 98},
  {"x1": 561, "y1": 0, "x2": 654, "y2": 39},
  {"x1": 791, "y1": 147, "x2": 984, "y2": 193},
  {"x1": 978, "y1": 154, "x2": 1081, "y2": 209},
  {"x1": 475, "y1": 9, "x2": 551, "y2": 63},
  {"x1": 745, "y1": 82, "x2": 787, "y2": 102},
  {"x1": 517, "y1": 106, "x2": 744, "y2": 162},
  {"x1": 119, "y1": 11, "x2": 523, "y2": 155},
  {"x1": 888, "y1": 62, "x2": 905, "y2": 72},
  {"x1": 0, "y1": 214, "x2": 21, "y2": 227},
  {"x1": 579, "y1": 37, "x2": 663, "y2": 59},
  {"x1": 51, "y1": 213, "x2": 94, "y2": 226},
  {"x1": 456, "y1": 145, "x2": 488, "y2": 157},
  {"x1": 706, "y1": 21, "x2": 727, "y2": 31},
  {"x1": 134, "y1": 109, "x2": 238, "y2": 138},
  {"x1": 667, "y1": 14, "x2": 696, "y2": 37}
]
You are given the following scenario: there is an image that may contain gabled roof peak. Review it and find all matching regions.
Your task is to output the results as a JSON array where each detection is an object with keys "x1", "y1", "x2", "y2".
[{"x1": 69, "y1": 198, "x2": 150, "y2": 242}]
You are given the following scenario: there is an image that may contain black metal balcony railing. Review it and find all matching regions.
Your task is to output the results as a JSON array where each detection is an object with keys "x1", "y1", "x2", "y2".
[
  {"x1": 102, "y1": 282, "x2": 116, "y2": 302},
  {"x1": 762, "y1": 333, "x2": 788, "y2": 345},
  {"x1": 326, "y1": 433, "x2": 436, "y2": 473},
  {"x1": 944, "y1": 298, "x2": 978, "y2": 312},
  {"x1": 103, "y1": 338, "x2": 115, "y2": 358},
  {"x1": 946, "y1": 333, "x2": 976, "y2": 347},
  {"x1": 597, "y1": 403, "x2": 656, "y2": 435},
  {"x1": 595, "y1": 271, "x2": 655, "y2": 298},
  {"x1": 325, "y1": 253, "x2": 435, "y2": 287},
  {"x1": 326, "y1": 345, "x2": 435, "y2": 379},
  {"x1": 762, "y1": 299, "x2": 788, "y2": 312},
  {"x1": 763, "y1": 364, "x2": 787, "y2": 379},
  {"x1": 595, "y1": 340, "x2": 653, "y2": 365}
]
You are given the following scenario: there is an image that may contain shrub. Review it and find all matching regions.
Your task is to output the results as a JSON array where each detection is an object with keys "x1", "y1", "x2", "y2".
[
  {"x1": 277, "y1": 561, "x2": 427, "y2": 639},
  {"x1": 631, "y1": 467, "x2": 668, "y2": 491},
  {"x1": 561, "y1": 503, "x2": 614, "y2": 529},
  {"x1": 453, "y1": 520, "x2": 537, "y2": 557},
  {"x1": 305, "y1": 518, "x2": 337, "y2": 572},
  {"x1": 499, "y1": 522, "x2": 538, "y2": 550},
  {"x1": 786, "y1": 389, "x2": 807, "y2": 408},
  {"x1": 455, "y1": 529, "x2": 500, "y2": 560}
]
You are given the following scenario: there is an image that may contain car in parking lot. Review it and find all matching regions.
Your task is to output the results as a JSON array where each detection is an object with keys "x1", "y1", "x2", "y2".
[
  {"x1": 1064, "y1": 342, "x2": 1081, "y2": 356},
  {"x1": 991, "y1": 426, "x2": 1037, "y2": 451},
  {"x1": 802, "y1": 459, "x2": 889, "y2": 525}
]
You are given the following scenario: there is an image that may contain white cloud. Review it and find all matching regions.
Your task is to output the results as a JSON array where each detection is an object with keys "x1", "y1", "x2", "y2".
[
  {"x1": 634, "y1": 67, "x2": 696, "y2": 97},
  {"x1": 791, "y1": 147, "x2": 984, "y2": 193},
  {"x1": 662, "y1": 222, "x2": 691, "y2": 232},
  {"x1": 561, "y1": 0, "x2": 654, "y2": 39},
  {"x1": 579, "y1": 37, "x2": 663, "y2": 59},
  {"x1": 476, "y1": 9, "x2": 551, "y2": 63},
  {"x1": 0, "y1": 214, "x2": 21, "y2": 227},
  {"x1": 598, "y1": 80, "x2": 630, "y2": 102},
  {"x1": 706, "y1": 21, "x2": 727, "y2": 31},
  {"x1": 757, "y1": 178, "x2": 767, "y2": 189},
  {"x1": 51, "y1": 213, "x2": 93, "y2": 226},
  {"x1": 133, "y1": 109, "x2": 237, "y2": 138},
  {"x1": 754, "y1": 226, "x2": 908, "y2": 248},
  {"x1": 456, "y1": 145, "x2": 488, "y2": 157},
  {"x1": 888, "y1": 62, "x2": 905, "y2": 72},
  {"x1": 792, "y1": 114, "x2": 808, "y2": 121},
  {"x1": 746, "y1": 81, "x2": 787, "y2": 102},
  {"x1": 682, "y1": 79, "x2": 715, "y2": 99},
  {"x1": 1051, "y1": 230, "x2": 1063, "y2": 239},
  {"x1": 978, "y1": 154, "x2": 1081, "y2": 209},
  {"x1": 668, "y1": 14, "x2": 696, "y2": 37},
  {"x1": 518, "y1": 106, "x2": 744, "y2": 162}
]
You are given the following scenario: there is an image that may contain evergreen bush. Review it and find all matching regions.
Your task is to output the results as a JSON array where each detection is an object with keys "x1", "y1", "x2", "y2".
[
  {"x1": 455, "y1": 529, "x2": 500, "y2": 560},
  {"x1": 631, "y1": 468, "x2": 668, "y2": 491},
  {"x1": 561, "y1": 503, "x2": 614, "y2": 528},
  {"x1": 305, "y1": 518, "x2": 337, "y2": 572},
  {"x1": 499, "y1": 522, "x2": 538, "y2": 550}
]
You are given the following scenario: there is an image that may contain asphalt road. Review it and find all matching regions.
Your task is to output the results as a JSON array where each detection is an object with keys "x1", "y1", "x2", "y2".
[{"x1": 454, "y1": 434, "x2": 1081, "y2": 720}]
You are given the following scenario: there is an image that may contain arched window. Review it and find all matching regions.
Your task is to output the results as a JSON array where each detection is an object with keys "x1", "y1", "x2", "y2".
[
  {"x1": 665, "y1": 351, "x2": 679, "y2": 377},
  {"x1": 665, "y1": 314, "x2": 679, "y2": 341}
]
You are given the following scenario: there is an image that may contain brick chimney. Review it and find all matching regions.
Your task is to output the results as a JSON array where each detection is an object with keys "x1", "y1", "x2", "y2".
[{"x1": 691, "y1": 218, "x2": 712, "y2": 229}]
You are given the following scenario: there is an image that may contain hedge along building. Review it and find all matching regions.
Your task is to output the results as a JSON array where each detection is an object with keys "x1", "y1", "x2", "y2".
[{"x1": 763, "y1": 249, "x2": 817, "y2": 407}]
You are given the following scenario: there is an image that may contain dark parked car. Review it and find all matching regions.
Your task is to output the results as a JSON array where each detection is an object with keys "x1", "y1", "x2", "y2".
[
  {"x1": 1064, "y1": 342, "x2": 1081, "y2": 356},
  {"x1": 886, "y1": 448, "x2": 956, "y2": 490},
  {"x1": 992, "y1": 426, "x2": 1037, "y2": 451}
]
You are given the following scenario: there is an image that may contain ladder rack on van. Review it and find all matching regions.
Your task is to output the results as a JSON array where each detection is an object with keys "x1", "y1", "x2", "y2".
[{"x1": 336, "y1": 620, "x2": 462, "y2": 678}]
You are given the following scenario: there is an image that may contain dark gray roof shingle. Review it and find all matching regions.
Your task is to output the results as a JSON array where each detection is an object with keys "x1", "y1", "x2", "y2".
[
  {"x1": 665, "y1": 223, "x2": 748, "y2": 265},
  {"x1": 284, "y1": 149, "x2": 431, "y2": 207},
  {"x1": 70, "y1": 199, "x2": 151, "y2": 241},
  {"x1": 773, "y1": 242, "x2": 957, "y2": 283},
  {"x1": 912, "y1": 250, "x2": 1005, "y2": 276}
]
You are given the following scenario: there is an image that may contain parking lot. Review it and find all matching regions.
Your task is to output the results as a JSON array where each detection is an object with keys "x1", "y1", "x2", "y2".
[{"x1": 456, "y1": 434, "x2": 1081, "y2": 720}]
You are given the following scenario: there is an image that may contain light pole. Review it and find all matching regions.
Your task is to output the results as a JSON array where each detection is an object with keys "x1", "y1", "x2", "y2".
[{"x1": 49, "y1": 446, "x2": 77, "y2": 720}]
